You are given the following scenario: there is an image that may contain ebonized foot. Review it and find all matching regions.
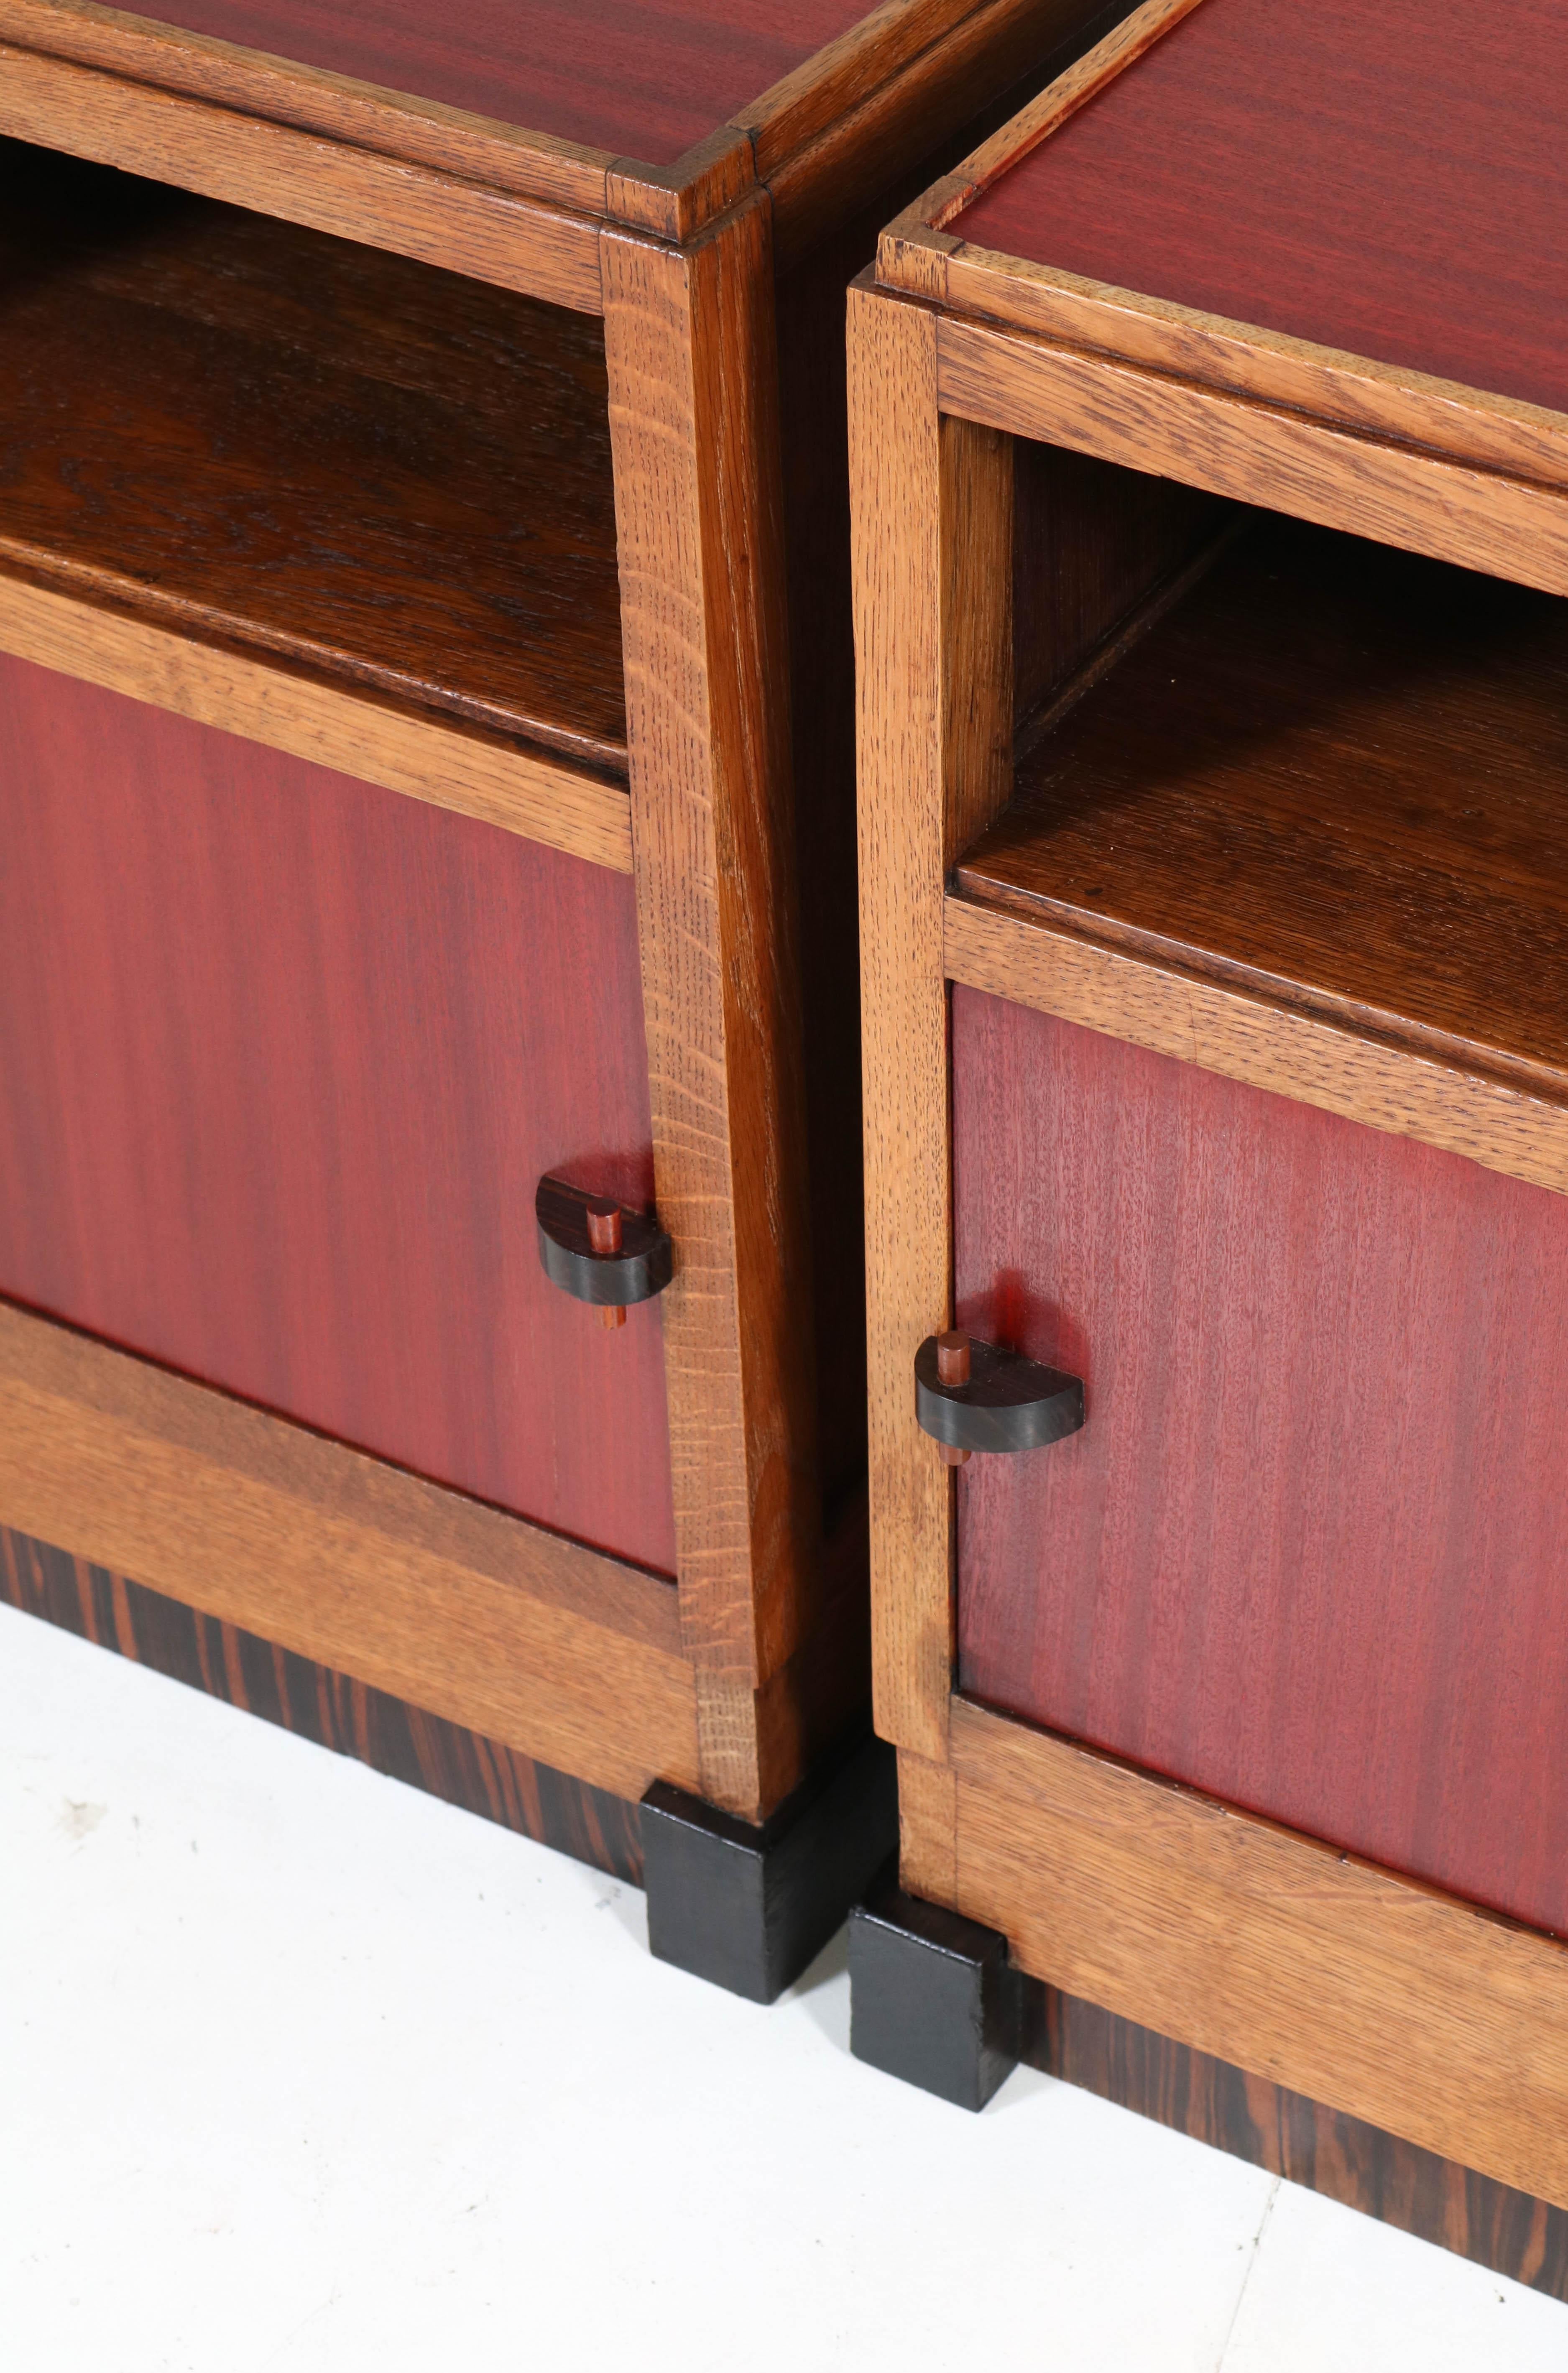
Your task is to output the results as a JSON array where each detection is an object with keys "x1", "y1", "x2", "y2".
[
  {"x1": 848, "y1": 1865, "x2": 1022, "y2": 2110},
  {"x1": 641, "y1": 1734, "x2": 897, "y2": 2005}
]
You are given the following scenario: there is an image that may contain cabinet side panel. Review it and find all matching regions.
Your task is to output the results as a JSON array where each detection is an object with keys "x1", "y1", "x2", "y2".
[
  {"x1": 951, "y1": 986, "x2": 1568, "y2": 1934},
  {"x1": 0, "y1": 656, "x2": 677, "y2": 1575}
]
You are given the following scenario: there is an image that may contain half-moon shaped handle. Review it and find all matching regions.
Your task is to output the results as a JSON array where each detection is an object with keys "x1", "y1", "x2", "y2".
[
  {"x1": 914, "y1": 1331, "x2": 1084, "y2": 1457},
  {"x1": 536, "y1": 1174, "x2": 673, "y2": 1308}
]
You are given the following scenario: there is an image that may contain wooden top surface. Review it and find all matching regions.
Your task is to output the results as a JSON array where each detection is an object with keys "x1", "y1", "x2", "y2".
[
  {"x1": 958, "y1": 515, "x2": 1568, "y2": 1095},
  {"x1": 954, "y1": 0, "x2": 1568, "y2": 416},
  {"x1": 123, "y1": 0, "x2": 868, "y2": 165}
]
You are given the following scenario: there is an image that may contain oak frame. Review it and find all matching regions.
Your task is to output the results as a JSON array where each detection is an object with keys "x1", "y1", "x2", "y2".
[
  {"x1": 850, "y1": 0, "x2": 1568, "y2": 2233},
  {"x1": 0, "y1": 0, "x2": 1125, "y2": 289},
  {"x1": 876, "y1": 0, "x2": 1568, "y2": 495},
  {"x1": 0, "y1": 1299, "x2": 700, "y2": 1801}
]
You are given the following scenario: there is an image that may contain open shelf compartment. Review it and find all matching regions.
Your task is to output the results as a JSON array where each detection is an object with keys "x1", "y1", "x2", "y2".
[
  {"x1": 0, "y1": 139, "x2": 625, "y2": 773},
  {"x1": 960, "y1": 465, "x2": 1568, "y2": 1102}
]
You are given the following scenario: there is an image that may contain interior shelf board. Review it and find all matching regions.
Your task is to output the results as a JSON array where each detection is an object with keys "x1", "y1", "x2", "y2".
[
  {"x1": 0, "y1": 145, "x2": 627, "y2": 775},
  {"x1": 959, "y1": 515, "x2": 1568, "y2": 1096}
]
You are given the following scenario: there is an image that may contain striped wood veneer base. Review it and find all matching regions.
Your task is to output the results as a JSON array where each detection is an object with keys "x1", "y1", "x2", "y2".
[
  {"x1": 5, "y1": 1522, "x2": 1564, "y2": 2300},
  {"x1": 1022, "y1": 1986, "x2": 1568, "y2": 2302},
  {"x1": 0, "y1": 1523, "x2": 643, "y2": 1884}
]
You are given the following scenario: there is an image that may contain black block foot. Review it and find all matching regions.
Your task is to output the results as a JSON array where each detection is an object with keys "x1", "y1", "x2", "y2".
[
  {"x1": 848, "y1": 1863, "x2": 1022, "y2": 2110},
  {"x1": 641, "y1": 1734, "x2": 897, "y2": 2005}
]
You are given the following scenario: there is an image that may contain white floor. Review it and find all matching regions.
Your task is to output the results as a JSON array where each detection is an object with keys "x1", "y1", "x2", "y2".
[{"x1": 1, "y1": 1602, "x2": 1559, "y2": 2373}]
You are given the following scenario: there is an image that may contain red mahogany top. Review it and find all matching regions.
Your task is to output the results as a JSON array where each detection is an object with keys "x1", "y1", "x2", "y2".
[
  {"x1": 956, "y1": 0, "x2": 1568, "y2": 417},
  {"x1": 130, "y1": 0, "x2": 870, "y2": 165}
]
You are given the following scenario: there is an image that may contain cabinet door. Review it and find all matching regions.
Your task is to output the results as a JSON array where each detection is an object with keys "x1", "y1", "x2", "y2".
[
  {"x1": 0, "y1": 656, "x2": 676, "y2": 1575},
  {"x1": 952, "y1": 986, "x2": 1568, "y2": 1934}
]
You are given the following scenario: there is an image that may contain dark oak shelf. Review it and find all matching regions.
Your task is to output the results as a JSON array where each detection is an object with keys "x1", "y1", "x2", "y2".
[
  {"x1": 959, "y1": 514, "x2": 1568, "y2": 1096},
  {"x1": 0, "y1": 142, "x2": 626, "y2": 773}
]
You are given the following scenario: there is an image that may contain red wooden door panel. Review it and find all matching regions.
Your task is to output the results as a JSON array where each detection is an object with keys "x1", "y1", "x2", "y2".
[
  {"x1": 952, "y1": 987, "x2": 1568, "y2": 1935},
  {"x1": 0, "y1": 656, "x2": 677, "y2": 1576}
]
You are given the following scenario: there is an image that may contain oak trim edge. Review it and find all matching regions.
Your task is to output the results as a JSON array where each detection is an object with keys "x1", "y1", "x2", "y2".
[
  {"x1": 0, "y1": 0, "x2": 615, "y2": 213},
  {"x1": 943, "y1": 894, "x2": 1568, "y2": 1198},
  {"x1": 934, "y1": 315, "x2": 1568, "y2": 594},
  {"x1": 945, "y1": 1695, "x2": 1568, "y2": 2209},
  {"x1": 0, "y1": 39, "x2": 605, "y2": 309},
  {"x1": 868, "y1": 0, "x2": 1568, "y2": 494},
  {"x1": 0, "y1": 1299, "x2": 696, "y2": 1800},
  {"x1": 0, "y1": 569, "x2": 634, "y2": 871}
]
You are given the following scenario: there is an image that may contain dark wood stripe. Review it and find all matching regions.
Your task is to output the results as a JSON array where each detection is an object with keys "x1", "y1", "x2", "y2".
[
  {"x1": 0, "y1": 1523, "x2": 643, "y2": 1885},
  {"x1": 1021, "y1": 1981, "x2": 1568, "y2": 2303}
]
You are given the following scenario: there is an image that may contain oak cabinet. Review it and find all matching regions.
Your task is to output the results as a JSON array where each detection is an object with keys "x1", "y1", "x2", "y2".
[
  {"x1": 0, "y1": 0, "x2": 1120, "y2": 1998},
  {"x1": 850, "y1": 0, "x2": 1568, "y2": 2289}
]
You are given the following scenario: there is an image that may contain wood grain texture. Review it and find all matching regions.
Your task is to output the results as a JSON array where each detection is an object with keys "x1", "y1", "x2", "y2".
[
  {"x1": 951, "y1": 990, "x2": 1568, "y2": 1934},
  {"x1": 63, "y1": 0, "x2": 869, "y2": 166},
  {"x1": 935, "y1": 0, "x2": 1201, "y2": 207},
  {"x1": 896, "y1": 1735, "x2": 1568, "y2": 2291},
  {"x1": 0, "y1": 659, "x2": 677, "y2": 1571},
  {"x1": 0, "y1": 568, "x2": 631, "y2": 871},
  {"x1": 758, "y1": 0, "x2": 1126, "y2": 268},
  {"x1": 0, "y1": 0, "x2": 1133, "y2": 252},
  {"x1": 1, "y1": 1524, "x2": 646, "y2": 1884},
  {"x1": 848, "y1": 286, "x2": 965, "y2": 1762},
  {"x1": 944, "y1": 894, "x2": 1568, "y2": 1199},
  {"x1": 604, "y1": 205, "x2": 818, "y2": 1814},
  {"x1": 741, "y1": 0, "x2": 1030, "y2": 173},
  {"x1": 773, "y1": 215, "x2": 874, "y2": 1508},
  {"x1": 898, "y1": 238, "x2": 1568, "y2": 501},
  {"x1": 1023, "y1": 1986, "x2": 1568, "y2": 2304},
  {"x1": 967, "y1": 515, "x2": 1568, "y2": 1098},
  {"x1": 772, "y1": 95, "x2": 1127, "y2": 1514},
  {"x1": 937, "y1": 315, "x2": 1568, "y2": 597},
  {"x1": 896, "y1": 1747, "x2": 958, "y2": 1907},
  {"x1": 741, "y1": 1488, "x2": 873, "y2": 1802},
  {"x1": 601, "y1": 128, "x2": 758, "y2": 248},
  {"x1": 0, "y1": 145, "x2": 624, "y2": 765},
  {"x1": 950, "y1": 1698, "x2": 1568, "y2": 2208},
  {"x1": 851, "y1": 286, "x2": 1237, "y2": 1759},
  {"x1": 870, "y1": 0, "x2": 1202, "y2": 301},
  {"x1": 0, "y1": 0, "x2": 616, "y2": 212},
  {"x1": 1009, "y1": 434, "x2": 1219, "y2": 727},
  {"x1": 0, "y1": 41, "x2": 604, "y2": 307},
  {"x1": 876, "y1": 0, "x2": 1568, "y2": 503},
  {"x1": 1, "y1": 0, "x2": 1135, "y2": 252},
  {"x1": 0, "y1": 1301, "x2": 698, "y2": 1800},
  {"x1": 954, "y1": 0, "x2": 1568, "y2": 422}
]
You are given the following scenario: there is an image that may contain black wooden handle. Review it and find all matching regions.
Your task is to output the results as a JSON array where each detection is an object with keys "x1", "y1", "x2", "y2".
[
  {"x1": 535, "y1": 1175, "x2": 673, "y2": 1308},
  {"x1": 914, "y1": 1333, "x2": 1084, "y2": 1456}
]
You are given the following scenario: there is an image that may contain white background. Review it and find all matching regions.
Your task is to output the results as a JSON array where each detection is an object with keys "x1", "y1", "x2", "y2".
[{"x1": 2, "y1": 1599, "x2": 1558, "y2": 2370}]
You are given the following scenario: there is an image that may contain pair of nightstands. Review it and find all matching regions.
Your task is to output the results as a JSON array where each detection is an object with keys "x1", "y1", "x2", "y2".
[
  {"x1": 0, "y1": 0, "x2": 1124, "y2": 1982},
  {"x1": 5, "y1": 0, "x2": 1567, "y2": 2306}
]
